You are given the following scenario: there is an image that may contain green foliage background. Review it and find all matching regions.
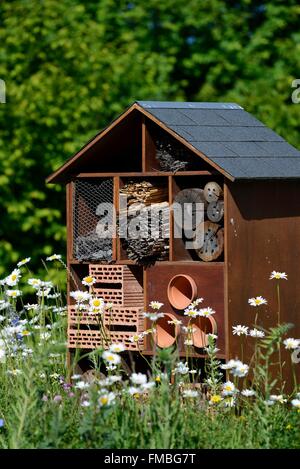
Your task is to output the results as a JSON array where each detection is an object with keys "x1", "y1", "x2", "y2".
[{"x1": 0, "y1": 0, "x2": 300, "y2": 275}]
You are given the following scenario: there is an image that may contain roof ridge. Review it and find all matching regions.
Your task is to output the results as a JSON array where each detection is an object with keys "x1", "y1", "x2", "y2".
[{"x1": 136, "y1": 101, "x2": 243, "y2": 110}]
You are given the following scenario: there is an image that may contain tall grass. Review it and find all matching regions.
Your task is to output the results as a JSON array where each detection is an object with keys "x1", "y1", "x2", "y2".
[{"x1": 0, "y1": 259, "x2": 299, "y2": 449}]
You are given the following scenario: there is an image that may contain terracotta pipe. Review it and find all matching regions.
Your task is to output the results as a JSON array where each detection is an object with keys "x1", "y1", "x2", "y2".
[
  {"x1": 191, "y1": 315, "x2": 218, "y2": 349},
  {"x1": 167, "y1": 274, "x2": 198, "y2": 310},
  {"x1": 154, "y1": 313, "x2": 180, "y2": 348}
]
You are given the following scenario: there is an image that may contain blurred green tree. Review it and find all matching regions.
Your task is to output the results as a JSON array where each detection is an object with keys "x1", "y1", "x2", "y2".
[{"x1": 0, "y1": 0, "x2": 299, "y2": 275}]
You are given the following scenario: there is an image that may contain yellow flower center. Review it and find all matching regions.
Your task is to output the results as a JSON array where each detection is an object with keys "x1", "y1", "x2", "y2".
[
  {"x1": 100, "y1": 396, "x2": 108, "y2": 405},
  {"x1": 85, "y1": 276, "x2": 93, "y2": 283},
  {"x1": 93, "y1": 299, "x2": 101, "y2": 307},
  {"x1": 211, "y1": 395, "x2": 222, "y2": 403},
  {"x1": 189, "y1": 310, "x2": 197, "y2": 316},
  {"x1": 11, "y1": 275, "x2": 17, "y2": 280},
  {"x1": 225, "y1": 385, "x2": 232, "y2": 391},
  {"x1": 107, "y1": 355, "x2": 114, "y2": 361},
  {"x1": 155, "y1": 376, "x2": 161, "y2": 383}
]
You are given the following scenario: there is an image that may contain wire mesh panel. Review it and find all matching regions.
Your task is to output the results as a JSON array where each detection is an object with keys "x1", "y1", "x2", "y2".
[{"x1": 73, "y1": 178, "x2": 114, "y2": 261}]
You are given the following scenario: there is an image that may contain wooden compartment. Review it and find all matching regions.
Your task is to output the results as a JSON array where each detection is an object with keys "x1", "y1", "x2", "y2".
[
  {"x1": 118, "y1": 176, "x2": 170, "y2": 264},
  {"x1": 144, "y1": 263, "x2": 225, "y2": 357},
  {"x1": 144, "y1": 120, "x2": 214, "y2": 173},
  {"x1": 171, "y1": 176, "x2": 224, "y2": 262},
  {"x1": 72, "y1": 177, "x2": 115, "y2": 262}
]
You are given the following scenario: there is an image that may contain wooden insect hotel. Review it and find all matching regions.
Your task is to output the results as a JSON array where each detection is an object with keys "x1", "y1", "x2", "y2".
[{"x1": 47, "y1": 101, "x2": 300, "y2": 371}]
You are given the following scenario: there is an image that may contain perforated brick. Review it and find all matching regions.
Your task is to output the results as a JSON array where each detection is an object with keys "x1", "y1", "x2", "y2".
[
  {"x1": 89, "y1": 264, "x2": 123, "y2": 283},
  {"x1": 89, "y1": 264, "x2": 143, "y2": 307},
  {"x1": 67, "y1": 305, "x2": 145, "y2": 351},
  {"x1": 68, "y1": 328, "x2": 143, "y2": 351}
]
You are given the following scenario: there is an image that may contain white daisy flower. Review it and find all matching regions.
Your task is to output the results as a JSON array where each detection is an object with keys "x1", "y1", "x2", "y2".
[
  {"x1": 241, "y1": 389, "x2": 256, "y2": 397},
  {"x1": 0, "y1": 301, "x2": 10, "y2": 311},
  {"x1": 46, "y1": 293, "x2": 61, "y2": 299},
  {"x1": 141, "y1": 382, "x2": 156, "y2": 390},
  {"x1": 46, "y1": 254, "x2": 62, "y2": 261},
  {"x1": 182, "y1": 389, "x2": 198, "y2": 398},
  {"x1": 109, "y1": 343, "x2": 126, "y2": 353},
  {"x1": 5, "y1": 269, "x2": 21, "y2": 286},
  {"x1": 40, "y1": 332, "x2": 51, "y2": 341},
  {"x1": 143, "y1": 312, "x2": 164, "y2": 321},
  {"x1": 283, "y1": 338, "x2": 300, "y2": 350},
  {"x1": 129, "y1": 333, "x2": 144, "y2": 343},
  {"x1": 105, "y1": 375, "x2": 122, "y2": 385},
  {"x1": 232, "y1": 325, "x2": 249, "y2": 336},
  {"x1": 17, "y1": 257, "x2": 31, "y2": 267},
  {"x1": 248, "y1": 296, "x2": 267, "y2": 307},
  {"x1": 249, "y1": 328, "x2": 265, "y2": 338},
  {"x1": 232, "y1": 363, "x2": 249, "y2": 378},
  {"x1": 130, "y1": 372, "x2": 147, "y2": 385},
  {"x1": 70, "y1": 290, "x2": 91, "y2": 303},
  {"x1": 24, "y1": 303, "x2": 39, "y2": 311},
  {"x1": 82, "y1": 276, "x2": 96, "y2": 287},
  {"x1": 269, "y1": 395, "x2": 287, "y2": 404},
  {"x1": 149, "y1": 301, "x2": 164, "y2": 310},
  {"x1": 6, "y1": 289, "x2": 22, "y2": 298},
  {"x1": 220, "y1": 359, "x2": 241, "y2": 370},
  {"x1": 270, "y1": 271, "x2": 288, "y2": 280},
  {"x1": 99, "y1": 393, "x2": 115, "y2": 407},
  {"x1": 102, "y1": 351, "x2": 121, "y2": 365},
  {"x1": 128, "y1": 386, "x2": 143, "y2": 396},
  {"x1": 185, "y1": 339, "x2": 194, "y2": 346},
  {"x1": 36, "y1": 288, "x2": 51, "y2": 297},
  {"x1": 184, "y1": 308, "x2": 199, "y2": 318},
  {"x1": 98, "y1": 392, "x2": 116, "y2": 407},
  {"x1": 74, "y1": 381, "x2": 90, "y2": 390},
  {"x1": 7, "y1": 369, "x2": 23, "y2": 376},
  {"x1": 89, "y1": 297, "x2": 105, "y2": 312},
  {"x1": 291, "y1": 399, "x2": 300, "y2": 408},
  {"x1": 174, "y1": 362, "x2": 189, "y2": 375},
  {"x1": 0, "y1": 348, "x2": 6, "y2": 363},
  {"x1": 222, "y1": 381, "x2": 236, "y2": 396},
  {"x1": 106, "y1": 364, "x2": 117, "y2": 371},
  {"x1": 198, "y1": 307, "x2": 215, "y2": 317},
  {"x1": 28, "y1": 278, "x2": 42, "y2": 288}
]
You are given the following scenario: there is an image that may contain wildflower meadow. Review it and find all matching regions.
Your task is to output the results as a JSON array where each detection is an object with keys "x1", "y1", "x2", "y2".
[{"x1": 0, "y1": 256, "x2": 299, "y2": 449}]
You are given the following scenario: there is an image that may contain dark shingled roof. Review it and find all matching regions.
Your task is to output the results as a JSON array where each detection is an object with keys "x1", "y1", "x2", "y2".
[{"x1": 137, "y1": 101, "x2": 300, "y2": 179}]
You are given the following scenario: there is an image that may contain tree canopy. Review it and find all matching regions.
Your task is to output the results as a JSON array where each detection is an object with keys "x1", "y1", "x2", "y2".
[{"x1": 0, "y1": 0, "x2": 300, "y2": 274}]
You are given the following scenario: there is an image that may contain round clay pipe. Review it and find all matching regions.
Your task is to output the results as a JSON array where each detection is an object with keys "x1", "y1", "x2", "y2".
[
  {"x1": 154, "y1": 313, "x2": 180, "y2": 348},
  {"x1": 191, "y1": 315, "x2": 218, "y2": 349},
  {"x1": 167, "y1": 274, "x2": 198, "y2": 310}
]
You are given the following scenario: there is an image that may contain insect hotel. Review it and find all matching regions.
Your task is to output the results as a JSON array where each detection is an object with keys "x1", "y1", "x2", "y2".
[{"x1": 47, "y1": 101, "x2": 300, "y2": 369}]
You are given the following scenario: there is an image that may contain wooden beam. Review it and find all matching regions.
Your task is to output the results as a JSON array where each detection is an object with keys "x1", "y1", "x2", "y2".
[
  {"x1": 142, "y1": 117, "x2": 146, "y2": 173},
  {"x1": 74, "y1": 171, "x2": 216, "y2": 178}
]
